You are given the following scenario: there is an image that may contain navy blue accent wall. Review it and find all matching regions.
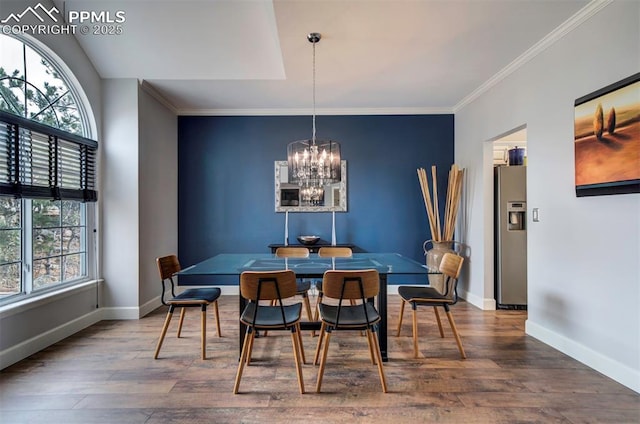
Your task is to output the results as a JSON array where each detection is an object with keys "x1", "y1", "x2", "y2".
[{"x1": 178, "y1": 115, "x2": 453, "y2": 284}]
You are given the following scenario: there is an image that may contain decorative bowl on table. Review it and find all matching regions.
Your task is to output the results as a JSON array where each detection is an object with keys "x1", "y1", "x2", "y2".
[{"x1": 297, "y1": 235, "x2": 320, "y2": 245}]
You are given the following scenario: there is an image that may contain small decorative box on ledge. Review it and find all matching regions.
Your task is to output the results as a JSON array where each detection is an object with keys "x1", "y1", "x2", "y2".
[{"x1": 268, "y1": 242, "x2": 354, "y2": 254}]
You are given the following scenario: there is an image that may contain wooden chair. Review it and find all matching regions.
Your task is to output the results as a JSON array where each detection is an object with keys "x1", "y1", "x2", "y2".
[
  {"x1": 233, "y1": 270, "x2": 306, "y2": 394},
  {"x1": 275, "y1": 247, "x2": 314, "y2": 326},
  {"x1": 314, "y1": 269, "x2": 388, "y2": 393},
  {"x1": 315, "y1": 247, "x2": 353, "y2": 321},
  {"x1": 317, "y1": 246, "x2": 353, "y2": 258},
  {"x1": 396, "y1": 252, "x2": 466, "y2": 359},
  {"x1": 154, "y1": 255, "x2": 221, "y2": 360}
]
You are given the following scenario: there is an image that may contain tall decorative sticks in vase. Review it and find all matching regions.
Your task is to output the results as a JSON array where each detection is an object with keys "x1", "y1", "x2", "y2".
[{"x1": 417, "y1": 165, "x2": 464, "y2": 242}]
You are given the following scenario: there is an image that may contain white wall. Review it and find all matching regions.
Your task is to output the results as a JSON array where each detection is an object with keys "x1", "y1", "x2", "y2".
[
  {"x1": 0, "y1": 0, "x2": 105, "y2": 368},
  {"x1": 2, "y1": 76, "x2": 178, "y2": 366},
  {"x1": 138, "y1": 84, "x2": 178, "y2": 308},
  {"x1": 101, "y1": 79, "x2": 140, "y2": 312},
  {"x1": 455, "y1": 1, "x2": 639, "y2": 392},
  {"x1": 95, "y1": 81, "x2": 178, "y2": 318},
  {"x1": 100, "y1": 80, "x2": 178, "y2": 317}
]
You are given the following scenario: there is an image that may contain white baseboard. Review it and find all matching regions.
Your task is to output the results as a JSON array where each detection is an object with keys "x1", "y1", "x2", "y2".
[
  {"x1": 4, "y1": 288, "x2": 637, "y2": 395},
  {"x1": 0, "y1": 308, "x2": 102, "y2": 370},
  {"x1": 458, "y1": 288, "x2": 496, "y2": 310},
  {"x1": 0, "y1": 291, "x2": 240, "y2": 369},
  {"x1": 102, "y1": 290, "x2": 241, "y2": 320},
  {"x1": 139, "y1": 296, "x2": 162, "y2": 318},
  {"x1": 387, "y1": 285, "x2": 399, "y2": 295},
  {"x1": 99, "y1": 305, "x2": 146, "y2": 320},
  {"x1": 219, "y1": 286, "x2": 239, "y2": 296},
  {"x1": 526, "y1": 320, "x2": 640, "y2": 394}
]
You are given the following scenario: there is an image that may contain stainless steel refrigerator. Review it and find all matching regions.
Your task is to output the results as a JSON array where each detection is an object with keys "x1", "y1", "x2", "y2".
[{"x1": 494, "y1": 166, "x2": 527, "y2": 309}]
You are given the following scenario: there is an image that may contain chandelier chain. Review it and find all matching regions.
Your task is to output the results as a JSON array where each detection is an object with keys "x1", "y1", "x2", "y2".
[
  {"x1": 312, "y1": 39, "x2": 316, "y2": 144},
  {"x1": 286, "y1": 32, "x2": 341, "y2": 206}
]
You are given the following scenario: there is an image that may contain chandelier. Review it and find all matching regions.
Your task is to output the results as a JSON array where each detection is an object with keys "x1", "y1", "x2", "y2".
[{"x1": 287, "y1": 32, "x2": 341, "y2": 204}]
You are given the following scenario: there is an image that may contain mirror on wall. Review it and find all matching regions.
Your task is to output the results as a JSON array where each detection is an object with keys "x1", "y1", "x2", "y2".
[{"x1": 275, "y1": 160, "x2": 347, "y2": 212}]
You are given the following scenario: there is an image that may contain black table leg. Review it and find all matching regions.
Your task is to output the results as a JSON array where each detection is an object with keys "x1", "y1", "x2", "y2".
[{"x1": 378, "y1": 273, "x2": 388, "y2": 362}]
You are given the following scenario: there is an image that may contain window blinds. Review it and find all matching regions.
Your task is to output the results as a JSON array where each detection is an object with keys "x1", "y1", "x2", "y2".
[{"x1": 0, "y1": 111, "x2": 98, "y2": 202}]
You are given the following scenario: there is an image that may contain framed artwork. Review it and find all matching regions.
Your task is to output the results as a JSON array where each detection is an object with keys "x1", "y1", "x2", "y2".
[{"x1": 574, "y1": 72, "x2": 640, "y2": 197}]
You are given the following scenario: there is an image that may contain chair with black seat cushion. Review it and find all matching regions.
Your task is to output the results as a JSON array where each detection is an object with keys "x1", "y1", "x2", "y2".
[
  {"x1": 314, "y1": 247, "x2": 353, "y2": 321},
  {"x1": 396, "y1": 252, "x2": 465, "y2": 359},
  {"x1": 233, "y1": 270, "x2": 306, "y2": 394},
  {"x1": 154, "y1": 255, "x2": 221, "y2": 360},
  {"x1": 275, "y1": 247, "x2": 314, "y2": 327},
  {"x1": 314, "y1": 269, "x2": 387, "y2": 393}
]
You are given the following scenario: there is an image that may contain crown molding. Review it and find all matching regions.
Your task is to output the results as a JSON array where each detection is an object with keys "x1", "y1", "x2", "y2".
[
  {"x1": 142, "y1": 1, "x2": 610, "y2": 117},
  {"x1": 453, "y1": 0, "x2": 613, "y2": 113},
  {"x1": 176, "y1": 106, "x2": 453, "y2": 116},
  {"x1": 139, "y1": 80, "x2": 178, "y2": 114}
]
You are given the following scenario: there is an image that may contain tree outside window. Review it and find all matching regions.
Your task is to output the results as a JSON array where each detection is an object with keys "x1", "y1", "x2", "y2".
[
  {"x1": 0, "y1": 197, "x2": 21, "y2": 296},
  {"x1": 0, "y1": 34, "x2": 91, "y2": 302}
]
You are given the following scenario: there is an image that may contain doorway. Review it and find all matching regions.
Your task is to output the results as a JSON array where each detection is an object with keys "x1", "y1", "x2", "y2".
[
  {"x1": 484, "y1": 126, "x2": 527, "y2": 310},
  {"x1": 492, "y1": 128, "x2": 527, "y2": 167}
]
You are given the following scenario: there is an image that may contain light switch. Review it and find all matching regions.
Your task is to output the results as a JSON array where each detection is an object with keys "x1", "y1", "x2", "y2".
[{"x1": 532, "y1": 208, "x2": 540, "y2": 222}]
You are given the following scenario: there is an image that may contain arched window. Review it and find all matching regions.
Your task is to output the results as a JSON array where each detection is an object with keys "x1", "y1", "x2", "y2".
[
  {"x1": 0, "y1": 33, "x2": 97, "y2": 303},
  {"x1": 0, "y1": 34, "x2": 87, "y2": 135}
]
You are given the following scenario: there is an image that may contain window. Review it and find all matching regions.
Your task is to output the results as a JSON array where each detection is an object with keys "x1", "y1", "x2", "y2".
[
  {"x1": 0, "y1": 197, "x2": 21, "y2": 296},
  {"x1": 32, "y1": 199, "x2": 86, "y2": 289},
  {"x1": 0, "y1": 34, "x2": 97, "y2": 304},
  {"x1": 0, "y1": 34, "x2": 83, "y2": 134}
]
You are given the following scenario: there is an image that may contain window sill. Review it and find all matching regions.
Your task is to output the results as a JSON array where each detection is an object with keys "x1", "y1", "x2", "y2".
[{"x1": 0, "y1": 279, "x2": 103, "y2": 319}]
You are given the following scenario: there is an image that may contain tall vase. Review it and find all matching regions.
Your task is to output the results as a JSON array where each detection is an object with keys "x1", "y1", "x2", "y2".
[{"x1": 424, "y1": 240, "x2": 459, "y2": 294}]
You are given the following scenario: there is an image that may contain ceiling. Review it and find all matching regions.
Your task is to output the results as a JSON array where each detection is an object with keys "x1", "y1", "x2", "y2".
[{"x1": 57, "y1": 0, "x2": 591, "y2": 115}]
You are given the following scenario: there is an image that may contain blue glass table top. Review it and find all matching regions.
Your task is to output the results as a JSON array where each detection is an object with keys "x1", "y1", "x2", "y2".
[
  {"x1": 178, "y1": 252, "x2": 431, "y2": 277},
  {"x1": 178, "y1": 252, "x2": 434, "y2": 363}
]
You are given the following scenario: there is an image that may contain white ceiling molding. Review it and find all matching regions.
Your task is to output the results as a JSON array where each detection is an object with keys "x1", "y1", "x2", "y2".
[
  {"x1": 63, "y1": 1, "x2": 595, "y2": 114},
  {"x1": 177, "y1": 107, "x2": 454, "y2": 116},
  {"x1": 140, "y1": 81, "x2": 178, "y2": 114},
  {"x1": 453, "y1": 0, "x2": 613, "y2": 113}
]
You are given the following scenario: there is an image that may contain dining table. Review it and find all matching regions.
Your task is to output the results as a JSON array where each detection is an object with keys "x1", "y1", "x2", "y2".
[{"x1": 177, "y1": 252, "x2": 433, "y2": 362}]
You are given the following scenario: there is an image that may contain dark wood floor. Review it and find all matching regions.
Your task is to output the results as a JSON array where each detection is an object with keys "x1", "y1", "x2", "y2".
[{"x1": 1, "y1": 294, "x2": 638, "y2": 423}]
